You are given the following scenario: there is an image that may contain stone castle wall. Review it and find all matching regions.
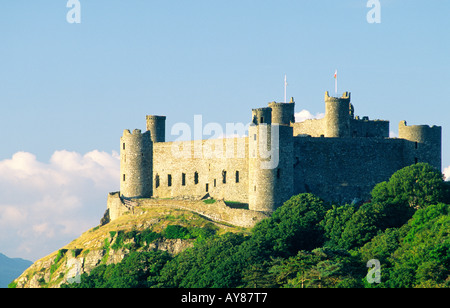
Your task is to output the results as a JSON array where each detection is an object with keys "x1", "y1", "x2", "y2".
[
  {"x1": 292, "y1": 136, "x2": 409, "y2": 203},
  {"x1": 292, "y1": 118, "x2": 326, "y2": 137},
  {"x1": 112, "y1": 90, "x2": 442, "y2": 224},
  {"x1": 152, "y1": 137, "x2": 249, "y2": 203},
  {"x1": 107, "y1": 192, "x2": 269, "y2": 228}
]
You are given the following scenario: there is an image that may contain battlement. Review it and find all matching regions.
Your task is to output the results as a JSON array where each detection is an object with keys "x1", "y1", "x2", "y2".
[
  {"x1": 111, "y1": 87, "x2": 442, "y2": 222},
  {"x1": 398, "y1": 120, "x2": 442, "y2": 142},
  {"x1": 324, "y1": 91, "x2": 351, "y2": 102},
  {"x1": 123, "y1": 128, "x2": 147, "y2": 136},
  {"x1": 268, "y1": 99, "x2": 295, "y2": 125},
  {"x1": 399, "y1": 120, "x2": 441, "y2": 131},
  {"x1": 146, "y1": 115, "x2": 166, "y2": 120},
  {"x1": 251, "y1": 107, "x2": 272, "y2": 125}
]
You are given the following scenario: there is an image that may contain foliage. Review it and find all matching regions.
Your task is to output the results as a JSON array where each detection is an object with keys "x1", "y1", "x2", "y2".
[
  {"x1": 107, "y1": 224, "x2": 215, "y2": 252},
  {"x1": 63, "y1": 163, "x2": 450, "y2": 288},
  {"x1": 163, "y1": 225, "x2": 190, "y2": 239},
  {"x1": 251, "y1": 193, "x2": 331, "y2": 257},
  {"x1": 50, "y1": 249, "x2": 68, "y2": 276},
  {"x1": 156, "y1": 233, "x2": 248, "y2": 288},
  {"x1": 359, "y1": 203, "x2": 450, "y2": 288},
  {"x1": 62, "y1": 251, "x2": 172, "y2": 288},
  {"x1": 321, "y1": 163, "x2": 448, "y2": 251},
  {"x1": 371, "y1": 163, "x2": 446, "y2": 209},
  {"x1": 269, "y1": 248, "x2": 365, "y2": 288},
  {"x1": 163, "y1": 224, "x2": 216, "y2": 242}
]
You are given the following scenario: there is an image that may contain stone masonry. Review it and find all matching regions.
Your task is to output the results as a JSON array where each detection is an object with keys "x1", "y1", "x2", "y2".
[{"x1": 109, "y1": 90, "x2": 442, "y2": 222}]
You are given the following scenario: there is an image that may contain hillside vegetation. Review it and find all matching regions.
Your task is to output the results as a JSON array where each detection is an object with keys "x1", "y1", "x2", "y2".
[
  {"x1": 10, "y1": 206, "x2": 246, "y2": 288},
  {"x1": 12, "y1": 163, "x2": 450, "y2": 288}
]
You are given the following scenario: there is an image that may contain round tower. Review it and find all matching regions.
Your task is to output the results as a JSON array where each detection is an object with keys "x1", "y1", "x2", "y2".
[
  {"x1": 120, "y1": 129, "x2": 153, "y2": 199},
  {"x1": 325, "y1": 91, "x2": 351, "y2": 138},
  {"x1": 268, "y1": 97, "x2": 295, "y2": 125},
  {"x1": 251, "y1": 107, "x2": 272, "y2": 125},
  {"x1": 146, "y1": 115, "x2": 166, "y2": 142},
  {"x1": 398, "y1": 121, "x2": 442, "y2": 171},
  {"x1": 249, "y1": 107, "x2": 293, "y2": 212}
]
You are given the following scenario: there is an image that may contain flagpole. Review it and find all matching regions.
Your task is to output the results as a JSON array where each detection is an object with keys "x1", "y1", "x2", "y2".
[{"x1": 334, "y1": 70, "x2": 337, "y2": 95}]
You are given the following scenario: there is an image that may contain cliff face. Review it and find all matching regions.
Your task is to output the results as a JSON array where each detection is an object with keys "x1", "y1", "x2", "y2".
[{"x1": 12, "y1": 205, "x2": 245, "y2": 288}]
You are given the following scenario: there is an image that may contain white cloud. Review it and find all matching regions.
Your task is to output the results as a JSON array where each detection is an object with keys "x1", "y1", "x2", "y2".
[
  {"x1": 0, "y1": 150, "x2": 119, "y2": 261},
  {"x1": 295, "y1": 109, "x2": 325, "y2": 123},
  {"x1": 444, "y1": 166, "x2": 450, "y2": 181}
]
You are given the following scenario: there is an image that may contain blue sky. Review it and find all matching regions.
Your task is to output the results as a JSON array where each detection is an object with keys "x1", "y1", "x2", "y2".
[{"x1": 0, "y1": 1, "x2": 449, "y2": 261}]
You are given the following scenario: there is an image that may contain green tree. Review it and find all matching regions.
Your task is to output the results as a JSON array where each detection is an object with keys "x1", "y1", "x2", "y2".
[
  {"x1": 321, "y1": 204, "x2": 358, "y2": 249},
  {"x1": 270, "y1": 248, "x2": 365, "y2": 288},
  {"x1": 359, "y1": 203, "x2": 450, "y2": 288},
  {"x1": 371, "y1": 163, "x2": 446, "y2": 209},
  {"x1": 62, "y1": 251, "x2": 171, "y2": 288},
  {"x1": 156, "y1": 233, "x2": 249, "y2": 288},
  {"x1": 251, "y1": 193, "x2": 331, "y2": 257},
  {"x1": 321, "y1": 202, "x2": 385, "y2": 250}
]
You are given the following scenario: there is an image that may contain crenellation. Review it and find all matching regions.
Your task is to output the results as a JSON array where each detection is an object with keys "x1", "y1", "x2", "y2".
[{"x1": 108, "y1": 88, "x2": 442, "y2": 225}]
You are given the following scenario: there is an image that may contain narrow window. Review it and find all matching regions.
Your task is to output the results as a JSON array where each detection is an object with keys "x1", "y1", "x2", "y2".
[
  {"x1": 254, "y1": 185, "x2": 256, "y2": 192},
  {"x1": 415, "y1": 142, "x2": 418, "y2": 149},
  {"x1": 182, "y1": 173, "x2": 186, "y2": 186},
  {"x1": 253, "y1": 134, "x2": 257, "y2": 141},
  {"x1": 206, "y1": 183, "x2": 209, "y2": 192},
  {"x1": 260, "y1": 116, "x2": 264, "y2": 123},
  {"x1": 123, "y1": 143, "x2": 125, "y2": 150},
  {"x1": 194, "y1": 172, "x2": 199, "y2": 185},
  {"x1": 214, "y1": 179, "x2": 216, "y2": 187},
  {"x1": 415, "y1": 157, "x2": 418, "y2": 164},
  {"x1": 168, "y1": 174, "x2": 172, "y2": 187},
  {"x1": 155, "y1": 174, "x2": 160, "y2": 188},
  {"x1": 277, "y1": 168, "x2": 281, "y2": 179},
  {"x1": 222, "y1": 170, "x2": 227, "y2": 184},
  {"x1": 235, "y1": 171, "x2": 240, "y2": 183},
  {"x1": 123, "y1": 174, "x2": 126, "y2": 182}
]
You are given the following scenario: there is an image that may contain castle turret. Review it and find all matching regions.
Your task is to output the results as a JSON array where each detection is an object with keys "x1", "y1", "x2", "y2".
[
  {"x1": 398, "y1": 121, "x2": 442, "y2": 171},
  {"x1": 146, "y1": 115, "x2": 166, "y2": 142},
  {"x1": 268, "y1": 97, "x2": 295, "y2": 125},
  {"x1": 249, "y1": 107, "x2": 293, "y2": 212},
  {"x1": 325, "y1": 91, "x2": 351, "y2": 138},
  {"x1": 120, "y1": 129, "x2": 153, "y2": 199},
  {"x1": 251, "y1": 107, "x2": 272, "y2": 125}
]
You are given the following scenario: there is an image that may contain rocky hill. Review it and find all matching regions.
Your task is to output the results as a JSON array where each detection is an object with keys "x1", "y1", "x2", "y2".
[{"x1": 11, "y1": 205, "x2": 248, "y2": 288}]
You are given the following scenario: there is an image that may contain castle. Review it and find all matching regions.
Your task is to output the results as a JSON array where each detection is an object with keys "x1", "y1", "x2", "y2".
[{"x1": 109, "y1": 90, "x2": 442, "y2": 220}]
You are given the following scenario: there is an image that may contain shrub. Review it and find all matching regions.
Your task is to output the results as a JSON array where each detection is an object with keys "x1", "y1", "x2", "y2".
[
  {"x1": 164, "y1": 225, "x2": 190, "y2": 239},
  {"x1": 371, "y1": 163, "x2": 446, "y2": 209}
]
